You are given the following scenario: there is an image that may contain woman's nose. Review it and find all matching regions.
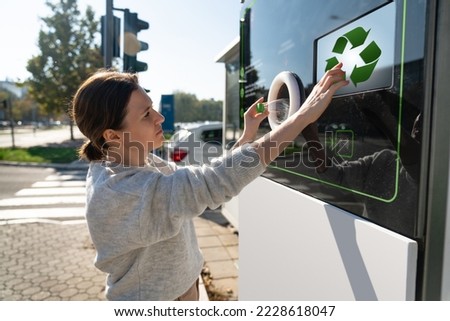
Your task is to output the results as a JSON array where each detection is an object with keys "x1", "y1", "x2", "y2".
[{"x1": 156, "y1": 111, "x2": 165, "y2": 124}]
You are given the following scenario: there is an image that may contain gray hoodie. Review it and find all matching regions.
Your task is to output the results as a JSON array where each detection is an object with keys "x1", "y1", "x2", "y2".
[{"x1": 85, "y1": 144, "x2": 265, "y2": 300}]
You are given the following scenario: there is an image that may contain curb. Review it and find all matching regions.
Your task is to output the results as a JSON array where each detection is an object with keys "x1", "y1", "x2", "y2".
[{"x1": 0, "y1": 160, "x2": 89, "y2": 170}]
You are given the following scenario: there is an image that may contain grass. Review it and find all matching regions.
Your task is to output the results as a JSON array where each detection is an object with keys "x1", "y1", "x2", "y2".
[{"x1": 0, "y1": 146, "x2": 79, "y2": 164}]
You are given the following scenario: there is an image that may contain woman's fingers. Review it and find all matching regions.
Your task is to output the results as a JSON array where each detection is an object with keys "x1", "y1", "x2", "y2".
[
  {"x1": 328, "y1": 77, "x2": 349, "y2": 94},
  {"x1": 301, "y1": 63, "x2": 349, "y2": 120},
  {"x1": 245, "y1": 97, "x2": 264, "y2": 115},
  {"x1": 250, "y1": 97, "x2": 264, "y2": 109},
  {"x1": 316, "y1": 64, "x2": 347, "y2": 94},
  {"x1": 322, "y1": 73, "x2": 347, "y2": 92}
]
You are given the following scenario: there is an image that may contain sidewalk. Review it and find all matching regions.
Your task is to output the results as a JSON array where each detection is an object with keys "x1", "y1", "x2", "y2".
[
  {"x1": 195, "y1": 209, "x2": 240, "y2": 301},
  {"x1": 0, "y1": 161, "x2": 239, "y2": 301},
  {"x1": 0, "y1": 219, "x2": 105, "y2": 300}
]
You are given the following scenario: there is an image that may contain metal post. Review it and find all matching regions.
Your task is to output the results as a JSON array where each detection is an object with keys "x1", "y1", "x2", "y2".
[
  {"x1": 103, "y1": 0, "x2": 114, "y2": 68},
  {"x1": 6, "y1": 98, "x2": 15, "y2": 148}
]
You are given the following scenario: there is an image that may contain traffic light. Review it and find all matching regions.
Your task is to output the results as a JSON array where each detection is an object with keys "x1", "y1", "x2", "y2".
[
  {"x1": 123, "y1": 9, "x2": 149, "y2": 73},
  {"x1": 101, "y1": 15, "x2": 121, "y2": 58}
]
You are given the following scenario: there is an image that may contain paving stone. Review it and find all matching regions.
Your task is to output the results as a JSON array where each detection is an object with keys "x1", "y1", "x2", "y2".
[
  {"x1": 49, "y1": 283, "x2": 68, "y2": 294},
  {"x1": 195, "y1": 227, "x2": 217, "y2": 237},
  {"x1": 66, "y1": 276, "x2": 83, "y2": 286},
  {"x1": 40, "y1": 279, "x2": 58, "y2": 288},
  {"x1": 218, "y1": 234, "x2": 239, "y2": 246},
  {"x1": 70, "y1": 293, "x2": 89, "y2": 301},
  {"x1": 211, "y1": 224, "x2": 233, "y2": 235},
  {"x1": 13, "y1": 281, "x2": 32, "y2": 291},
  {"x1": 225, "y1": 245, "x2": 239, "y2": 260},
  {"x1": 21, "y1": 286, "x2": 41, "y2": 296},
  {"x1": 197, "y1": 235, "x2": 222, "y2": 248},
  {"x1": 202, "y1": 247, "x2": 232, "y2": 262},
  {"x1": 31, "y1": 275, "x2": 49, "y2": 285},
  {"x1": 76, "y1": 280, "x2": 93, "y2": 290},
  {"x1": 212, "y1": 277, "x2": 239, "y2": 300},
  {"x1": 193, "y1": 217, "x2": 211, "y2": 228},
  {"x1": 57, "y1": 272, "x2": 74, "y2": 281},
  {"x1": 31, "y1": 291, "x2": 51, "y2": 301},
  {"x1": 60, "y1": 287, "x2": 78, "y2": 299},
  {"x1": 206, "y1": 260, "x2": 238, "y2": 279},
  {"x1": 86, "y1": 285, "x2": 104, "y2": 295}
]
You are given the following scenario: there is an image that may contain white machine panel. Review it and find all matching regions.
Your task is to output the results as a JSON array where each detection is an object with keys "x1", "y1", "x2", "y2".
[{"x1": 239, "y1": 177, "x2": 418, "y2": 300}]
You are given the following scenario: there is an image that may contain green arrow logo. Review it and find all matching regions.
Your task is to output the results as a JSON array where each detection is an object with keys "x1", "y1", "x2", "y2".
[{"x1": 325, "y1": 26, "x2": 382, "y2": 87}]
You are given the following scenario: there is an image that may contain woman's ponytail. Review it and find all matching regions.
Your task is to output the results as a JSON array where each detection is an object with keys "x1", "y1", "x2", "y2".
[{"x1": 79, "y1": 140, "x2": 104, "y2": 161}]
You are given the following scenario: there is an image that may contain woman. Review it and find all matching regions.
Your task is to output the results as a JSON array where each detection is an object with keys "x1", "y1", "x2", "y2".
[{"x1": 71, "y1": 63, "x2": 347, "y2": 301}]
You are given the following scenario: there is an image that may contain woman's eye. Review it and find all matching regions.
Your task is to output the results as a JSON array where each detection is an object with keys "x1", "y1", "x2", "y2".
[{"x1": 143, "y1": 111, "x2": 150, "y2": 118}]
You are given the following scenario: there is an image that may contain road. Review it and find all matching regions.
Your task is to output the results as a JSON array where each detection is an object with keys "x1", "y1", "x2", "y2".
[
  {"x1": 0, "y1": 165, "x2": 54, "y2": 199},
  {"x1": 0, "y1": 164, "x2": 88, "y2": 222},
  {"x1": 0, "y1": 125, "x2": 85, "y2": 148}
]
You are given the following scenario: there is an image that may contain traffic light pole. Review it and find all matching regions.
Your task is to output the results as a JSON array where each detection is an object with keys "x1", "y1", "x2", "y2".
[{"x1": 103, "y1": 0, "x2": 114, "y2": 68}]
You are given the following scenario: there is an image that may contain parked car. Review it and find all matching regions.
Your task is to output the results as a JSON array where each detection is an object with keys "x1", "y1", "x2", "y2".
[{"x1": 166, "y1": 121, "x2": 223, "y2": 165}]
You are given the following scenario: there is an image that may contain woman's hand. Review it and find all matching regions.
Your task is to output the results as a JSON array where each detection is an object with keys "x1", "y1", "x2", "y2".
[
  {"x1": 252, "y1": 62, "x2": 348, "y2": 166},
  {"x1": 298, "y1": 62, "x2": 348, "y2": 124},
  {"x1": 243, "y1": 97, "x2": 269, "y2": 140},
  {"x1": 233, "y1": 97, "x2": 269, "y2": 148}
]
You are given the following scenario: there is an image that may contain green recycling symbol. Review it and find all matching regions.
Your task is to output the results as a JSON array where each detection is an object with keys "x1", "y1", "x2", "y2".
[{"x1": 325, "y1": 26, "x2": 382, "y2": 86}]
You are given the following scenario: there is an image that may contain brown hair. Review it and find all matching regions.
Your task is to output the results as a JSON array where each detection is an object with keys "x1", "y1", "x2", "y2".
[{"x1": 71, "y1": 70, "x2": 139, "y2": 161}]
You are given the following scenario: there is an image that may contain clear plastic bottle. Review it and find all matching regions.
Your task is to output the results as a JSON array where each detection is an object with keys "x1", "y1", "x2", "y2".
[{"x1": 266, "y1": 98, "x2": 290, "y2": 128}]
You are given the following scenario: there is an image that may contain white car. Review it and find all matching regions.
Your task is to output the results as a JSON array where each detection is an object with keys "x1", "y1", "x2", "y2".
[{"x1": 166, "y1": 121, "x2": 223, "y2": 165}]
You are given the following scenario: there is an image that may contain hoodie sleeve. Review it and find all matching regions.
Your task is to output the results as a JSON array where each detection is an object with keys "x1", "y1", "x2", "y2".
[
  {"x1": 87, "y1": 144, "x2": 266, "y2": 249},
  {"x1": 137, "y1": 144, "x2": 265, "y2": 244}
]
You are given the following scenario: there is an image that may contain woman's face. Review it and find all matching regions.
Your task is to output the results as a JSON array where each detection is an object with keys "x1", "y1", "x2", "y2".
[{"x1": 115, "y1": 86, "x2": 165, "y2": 165}]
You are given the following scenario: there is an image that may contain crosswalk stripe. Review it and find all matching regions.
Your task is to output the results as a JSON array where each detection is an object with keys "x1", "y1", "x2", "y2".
[
  {"x1": 15, "y1": 187, "x2": 85, "y2": 196},
  {"x1": 0, "y1": 207, "x2": 85, "y2": 220},
  {"x1": 32, "y1": 181, "x2": 85, "y2": 188},
  {"x1": 0, "y1": 218, "x2": 87, "y2": 226},
  {"x1": 0, "y1": 195, "x2": 86, "y2": 207},
  {"x1": 45, "y1": 174, "x2": 86, "y2": 181}
]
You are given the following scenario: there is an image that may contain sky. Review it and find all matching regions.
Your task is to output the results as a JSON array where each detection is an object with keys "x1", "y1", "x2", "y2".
[{"x1": 0, "y1": 0, "x2": 243, "y2": 104}]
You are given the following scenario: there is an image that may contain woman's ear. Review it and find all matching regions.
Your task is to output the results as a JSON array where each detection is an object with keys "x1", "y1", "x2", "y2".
[{"x1": 102, "y1": 129, "x2": 121, "y2": 143}]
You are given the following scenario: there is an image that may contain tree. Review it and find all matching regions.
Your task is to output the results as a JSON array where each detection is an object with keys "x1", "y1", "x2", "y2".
[
  {"x1": 26, "y1": 0, "x2": 103, "y2": 139},
  {"x1": 174, "y1": 92, "x2": 198, "y2": 122},
  {"x1": 173, "y1": 91, "x2": 223, "y2": 123}
]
